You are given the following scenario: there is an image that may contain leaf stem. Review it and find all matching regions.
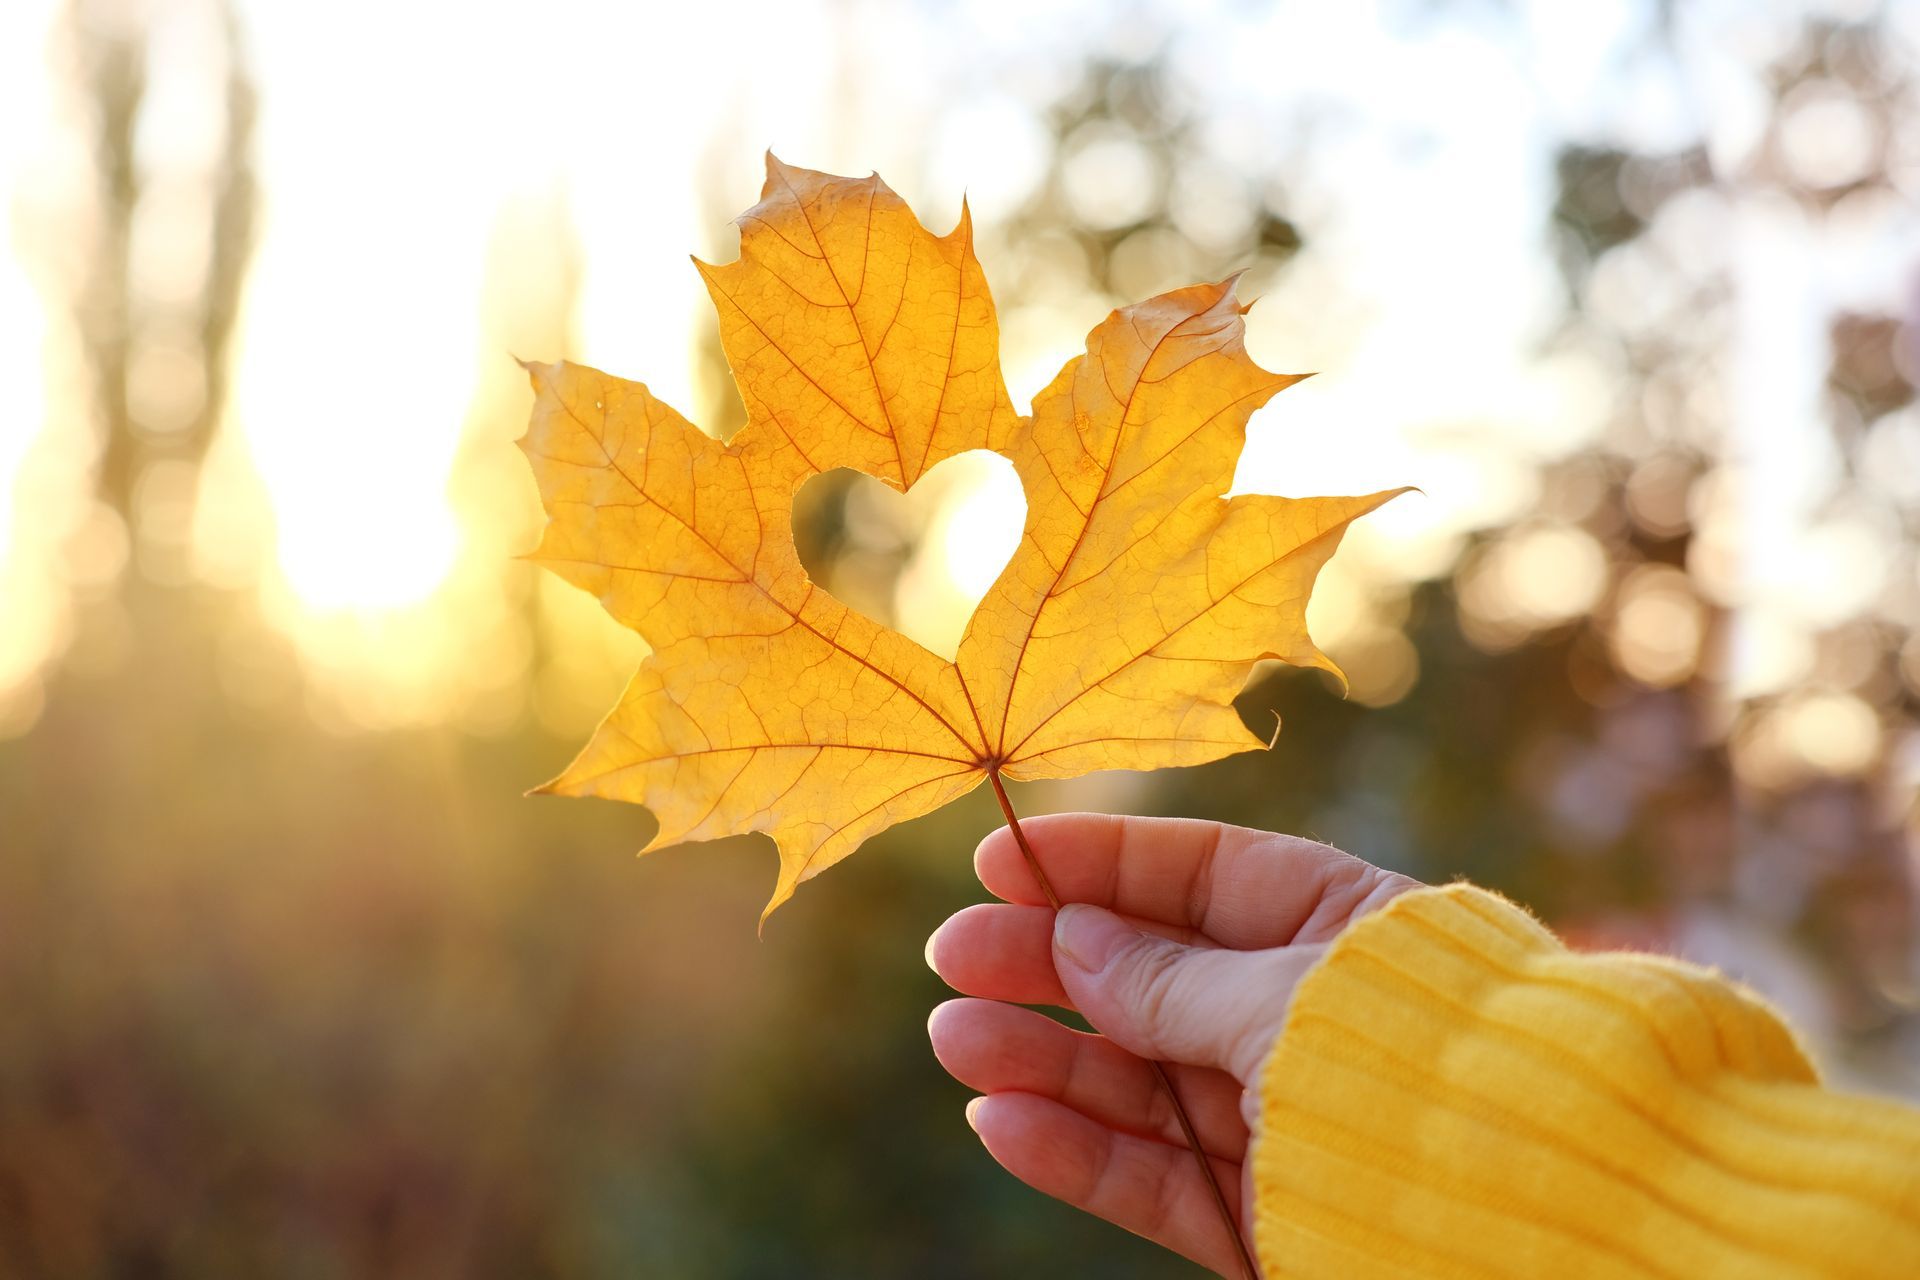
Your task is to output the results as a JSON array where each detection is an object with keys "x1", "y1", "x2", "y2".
[
  {"x1": 987, "y1": 770, "x2": 1060, "y2": 911},
  {"x1": 984, "y1": 769, "x2": 1258, "y2": 1280}
]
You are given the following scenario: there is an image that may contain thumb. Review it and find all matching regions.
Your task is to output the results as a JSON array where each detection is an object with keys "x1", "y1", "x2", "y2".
[{"x1": 1053, "y1": 903, "x2": 1325, "y2": 1083}]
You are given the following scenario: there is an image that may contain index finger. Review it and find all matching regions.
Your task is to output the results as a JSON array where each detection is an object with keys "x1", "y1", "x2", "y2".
[{"x1": 974, "y1": 811, "x2": 1378, "y2": 949}]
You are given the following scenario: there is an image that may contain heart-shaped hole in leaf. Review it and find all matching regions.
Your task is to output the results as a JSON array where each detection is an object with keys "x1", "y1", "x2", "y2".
[{"x1": 792, "y1": 450, "x2": 1026, "y2": 661}]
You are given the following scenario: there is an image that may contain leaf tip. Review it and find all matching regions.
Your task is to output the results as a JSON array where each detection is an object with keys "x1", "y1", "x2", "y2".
[
  {"x1": 1217, "y1": 269, "x2": 1249, "y2": 304},
  {"x1": 757, "y1": 884, "x2": 796, "y2": 937},
  {"x1": 1356, "y1": 484, "x2": 1420, "y2": 519},
  {"x1": 529, "y1": 761, "x2": 590, "y2": 799},
  {"x1": 951, "y1": 193, "x2": 974, "y2": 244},
  {"x1": 762, "y1": 150, "x2": 812, "y2": 197},
  {"x1": 1313, "y1": 651, "x2": 1353, "y2": 700},
  {"x1": 1263, "y1": 368, "x2": 1315, "y2": 396}
]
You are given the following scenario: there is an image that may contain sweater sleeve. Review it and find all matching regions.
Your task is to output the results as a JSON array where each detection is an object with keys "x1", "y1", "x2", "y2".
[{"x1": 1248, "y1": 883, "x2": 1920, "y2": 1280}]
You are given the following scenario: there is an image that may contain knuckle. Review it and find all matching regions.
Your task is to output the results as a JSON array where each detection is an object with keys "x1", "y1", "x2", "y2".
[
  {"x1": 1322, "y1": 855, "x2": 1410, "y2": 924},
  {"x1": 1323, "y1": 855, "x2": 1376, "y2": 908},
  {"x1": 1120, "y1": 941, "x2": 1192, "y2": 1053}
]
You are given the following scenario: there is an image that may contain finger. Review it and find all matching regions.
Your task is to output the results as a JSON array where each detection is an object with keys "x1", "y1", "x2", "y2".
[
  {"x1": 976, "y1": 811, "x2": 1403, "y2": 947},
  {"x1": 1055, "y1": 904, "x2": 1326, "y2": 1082},
  {"x1": 927, "y1": 901, "x2": 1219, "y2": 1007},
  {"x1": 926, "y1": 903, "x2": 1072, "y2": 1007},
  {"x1": 933, "y1": 901, "x2": 1228, "y2": 1013},
  {"x1": 966, "y1": 1092, "x2": 1248, "y2": 1278},
  {"x1": 928, "y1": 998, "x2": 1247, "y2": 1161}
]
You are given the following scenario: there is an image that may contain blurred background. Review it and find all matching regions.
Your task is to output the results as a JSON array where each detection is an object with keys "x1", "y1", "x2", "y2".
[{"x1": 2, "y1": 0, "x2": 1917, "y2": 1274}]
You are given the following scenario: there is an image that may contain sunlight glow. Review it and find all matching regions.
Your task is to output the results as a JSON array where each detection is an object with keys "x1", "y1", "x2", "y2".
[
  {"x1": 0, "y1": 0, "x2": 64, "y2": 730},
  {"x1": 940, "y1": 456, "x2": 1028, "y2": 600},
  {"x1": 273, "y1": 504, "x2": 462, "y2": 614},
  {"x1": 891, "y1": 452, "x2": 1025, "y2": 659},
  {"x1": 231, "y1": 2, "x2": 504, "y2": 617}
]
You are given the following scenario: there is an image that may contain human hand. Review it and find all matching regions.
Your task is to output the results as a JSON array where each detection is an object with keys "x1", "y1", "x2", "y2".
[{"x1": 925, "y1": 813, "x2": 1419, "y2": 1275}]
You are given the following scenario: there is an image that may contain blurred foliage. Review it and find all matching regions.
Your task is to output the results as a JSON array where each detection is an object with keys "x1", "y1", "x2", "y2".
[
  {"x1": 2, "y1": 2, "x2": 1918, "y2": 1277},
  {"x1": 993, "y1": 58, "x2": 1304, "y2": 305},
  {"x1": 1186, "y1": 11, "x2": 1920, "y2": 1074}
]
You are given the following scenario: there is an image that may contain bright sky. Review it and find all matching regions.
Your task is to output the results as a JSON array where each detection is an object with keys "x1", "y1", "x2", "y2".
[{"x1": 0, "y1": 0, "x2": 1911, "y2": 727}]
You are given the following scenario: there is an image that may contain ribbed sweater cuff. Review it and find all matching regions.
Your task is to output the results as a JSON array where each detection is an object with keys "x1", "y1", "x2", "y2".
[{"x1": 1249, "y1": 883, "x2": 1920, "y2": 1280}]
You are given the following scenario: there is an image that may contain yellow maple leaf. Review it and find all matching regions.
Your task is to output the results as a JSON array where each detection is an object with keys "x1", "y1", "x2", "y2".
[{"x1": 520, "y1": 156, "x2": 1405, "y2": 921}]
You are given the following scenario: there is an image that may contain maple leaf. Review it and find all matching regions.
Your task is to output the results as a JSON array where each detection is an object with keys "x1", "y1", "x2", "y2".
[{"x1": 519, "y1": 156, "x2": 1404, "y2": 921}]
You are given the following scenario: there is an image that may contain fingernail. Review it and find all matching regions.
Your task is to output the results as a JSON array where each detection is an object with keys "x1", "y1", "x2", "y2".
[
  {"x1": 923, "y1": 922, "x2": 943, "y2": 974},
  {"x1": 1053, "y1": 903, "x2": 1133, "y2": 973},
  {"x1": 964, "y1": 1097, "x2": 984, "y2": 1132}
]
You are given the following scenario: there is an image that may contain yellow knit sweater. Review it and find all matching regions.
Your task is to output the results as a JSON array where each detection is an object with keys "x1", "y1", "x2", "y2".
[{"x1": 1250, "y1": 884, "x2": 1920, "y2": 1279}]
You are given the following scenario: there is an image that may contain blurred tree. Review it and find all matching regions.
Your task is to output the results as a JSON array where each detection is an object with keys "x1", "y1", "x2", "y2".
[
  {"x1": 1204, "y1": 8, "x2": 1920, "y2": 1084},
  {"x1": 64, "y1": 0, "x2": 255, "y2": 579}
]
